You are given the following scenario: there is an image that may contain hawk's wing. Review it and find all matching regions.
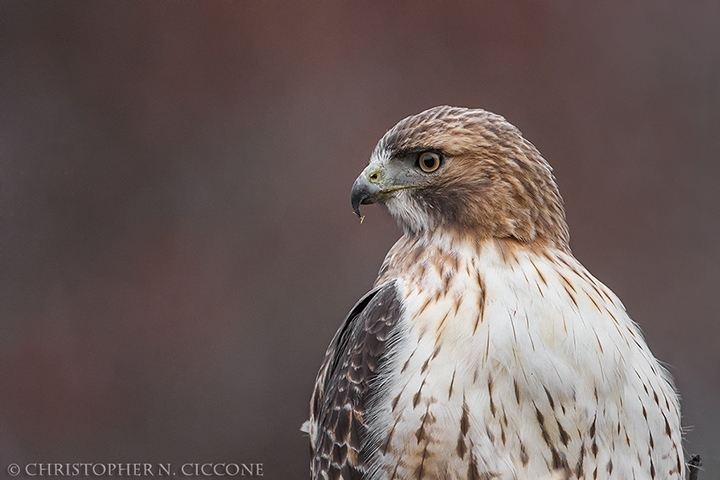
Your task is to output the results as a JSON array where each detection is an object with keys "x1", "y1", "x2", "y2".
[{"x1": 307, "y1": 281, "x2": 402, "y2": 480}]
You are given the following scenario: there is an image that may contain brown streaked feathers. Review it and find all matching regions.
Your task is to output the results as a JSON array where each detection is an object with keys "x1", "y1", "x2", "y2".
[
  {"x1": 308, "y1": 282, "x2": 402, "y2": 479},
  {"x1": 375, "y1": 106, "x2": 569, "y2": 250},
  {"x1": 305, "y1": 106, "x2": 684, "y2": 480}
]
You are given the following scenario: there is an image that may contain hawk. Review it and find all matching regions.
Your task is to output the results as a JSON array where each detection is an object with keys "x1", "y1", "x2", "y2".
[{"x1": 303, "y1": 106, "x2": 684, "y2": 480}]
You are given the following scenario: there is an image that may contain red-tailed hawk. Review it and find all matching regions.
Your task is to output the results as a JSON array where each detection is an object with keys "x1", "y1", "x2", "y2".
[{"x1": 303, "y1": 106, "x2": 684, "y2": 480}]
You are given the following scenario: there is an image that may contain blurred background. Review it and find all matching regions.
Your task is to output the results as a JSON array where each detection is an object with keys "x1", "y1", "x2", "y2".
[{"x1": 1, "y1": 1, "x2": 718, "y2": 478}]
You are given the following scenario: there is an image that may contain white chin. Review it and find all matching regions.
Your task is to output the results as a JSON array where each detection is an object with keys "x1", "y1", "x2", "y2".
[{"x1": 385, "y1": 191, "x2": 436, "y2": 234}]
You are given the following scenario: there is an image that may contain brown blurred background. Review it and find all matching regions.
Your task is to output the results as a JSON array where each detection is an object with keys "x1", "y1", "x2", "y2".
[{"x1": 1, "y1": 1, "x2": 718, "y2": 478}]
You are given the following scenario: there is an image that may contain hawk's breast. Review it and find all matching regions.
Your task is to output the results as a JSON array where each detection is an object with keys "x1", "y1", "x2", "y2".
[{"x1": 365, "y1": 237, "x2": 683, "y2": 480}]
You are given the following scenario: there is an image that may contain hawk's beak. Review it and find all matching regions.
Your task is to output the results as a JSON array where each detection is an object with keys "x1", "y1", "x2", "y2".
[
  {"x1": 351, "y1": 165, "x2": 385, "y2": 218},
  {"x1": 351, "y1": 174, "x2": 380, "y2": 218}
]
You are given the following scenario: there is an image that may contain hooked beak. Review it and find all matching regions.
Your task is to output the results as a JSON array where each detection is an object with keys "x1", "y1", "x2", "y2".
[
  {"x1": 351, "y1": 173, "x2": 380, "y2": 218},
  {"x1": 350, "y1": 163, "x2": 416, "y2": 218}
]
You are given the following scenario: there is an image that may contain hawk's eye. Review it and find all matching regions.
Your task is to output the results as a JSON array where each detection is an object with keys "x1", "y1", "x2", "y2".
[{"x1": 417, "y1": 151, "x2": 441, "y2": 173}]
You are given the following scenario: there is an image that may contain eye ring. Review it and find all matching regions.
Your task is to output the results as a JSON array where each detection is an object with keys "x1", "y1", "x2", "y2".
[{"x1": 417, "y1": 151, "x2": 442, "y2": 173}]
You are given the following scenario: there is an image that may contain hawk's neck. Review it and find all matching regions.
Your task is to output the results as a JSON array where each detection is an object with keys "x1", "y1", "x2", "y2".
[{"x1": 376, "y1": 233, "x2": 562, "y2": 288}]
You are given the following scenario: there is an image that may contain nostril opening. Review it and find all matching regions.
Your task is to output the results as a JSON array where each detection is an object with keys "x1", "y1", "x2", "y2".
[{"x1": 366, "y1": 168, "x2": 383, "y2": 183}]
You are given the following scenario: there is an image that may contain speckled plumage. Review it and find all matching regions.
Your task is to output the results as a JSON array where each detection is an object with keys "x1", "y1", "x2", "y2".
[{"x1": 304, "y1": 106, "x2": 684, "y2": 479}]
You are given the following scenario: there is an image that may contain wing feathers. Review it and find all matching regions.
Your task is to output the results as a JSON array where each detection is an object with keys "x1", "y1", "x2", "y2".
[{"x1": 308, "y1": 282, "x2": 402, "y2": 479}]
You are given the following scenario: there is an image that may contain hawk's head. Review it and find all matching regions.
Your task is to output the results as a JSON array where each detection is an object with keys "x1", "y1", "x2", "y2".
[{"x1": 351, "y1": 106, "x2": 570, "y2": 250}]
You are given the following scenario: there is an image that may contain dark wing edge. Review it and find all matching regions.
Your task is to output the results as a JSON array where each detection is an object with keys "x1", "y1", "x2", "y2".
[{"x1": 305, "y1": 281, "x2": 402, "y2": 480}]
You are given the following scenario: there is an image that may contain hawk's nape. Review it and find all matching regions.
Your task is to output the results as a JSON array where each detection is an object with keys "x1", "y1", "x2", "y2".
[{"x1": 305, "y1": 106, "x2": 684, "y2": 480}]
